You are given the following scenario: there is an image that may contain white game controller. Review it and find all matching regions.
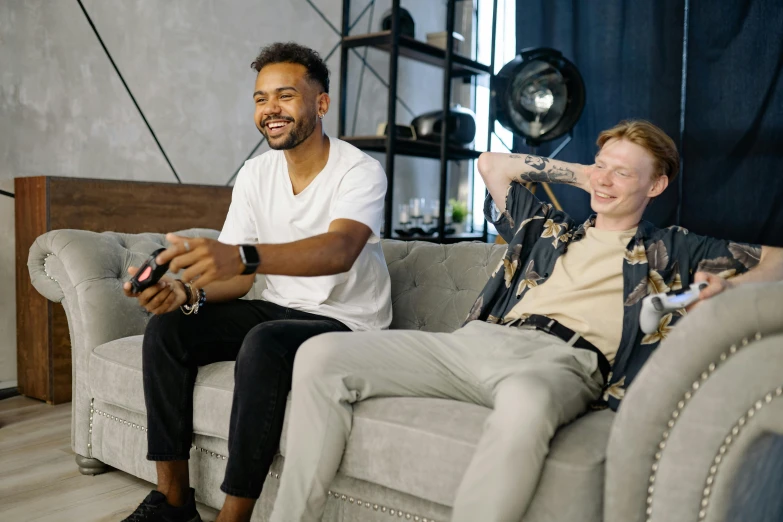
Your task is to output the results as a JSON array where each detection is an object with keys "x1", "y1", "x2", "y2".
[{"x1": 640, "y1": 282, "x2": 708, "y2": 334}]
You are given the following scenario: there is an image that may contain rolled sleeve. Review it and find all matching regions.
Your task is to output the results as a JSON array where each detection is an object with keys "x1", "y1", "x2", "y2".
[{"x1": 484, "y1": 181, "x2": 546, "y2": 243}]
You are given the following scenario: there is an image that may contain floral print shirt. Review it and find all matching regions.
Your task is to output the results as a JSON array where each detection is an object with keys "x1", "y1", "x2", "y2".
[{"x1": 466, "y1": 182, "x2": 761, "y2": 411}]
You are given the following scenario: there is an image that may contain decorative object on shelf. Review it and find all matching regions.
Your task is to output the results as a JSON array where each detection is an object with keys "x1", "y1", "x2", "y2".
[
  {"x1": 376, "y1": 123, "x2": 417, "y2": 140},
  {"x1": 491, "y1": 47, "x2": 586, "y2": 211},
  {"x1": 412, "y1": 104, "x2": 477, "y2": 145},
  {"x1": 493, "y1": 47, "x2": 585, "y2": 146},
  {"x1": 381, "y1": 7, "x2": 415, "y2": 38},
  {"x1": 398, "y1": 203, "x2": 411, "y2": 230},
  {"x1": 449, "y1": 199, "x2": 468, "y2": 224},
  {"x1": 449, "y1": 198, "x2": 469, "y2": 234},
  {"x1": 426, "y1": 31, "x2": 465, "y2": 53},
  {"x1": 395, "y1": 197, "x2": 446, "y2": 238},
  {"x1": 409, "y1": 197, "x2": 425, "y2": 223}
]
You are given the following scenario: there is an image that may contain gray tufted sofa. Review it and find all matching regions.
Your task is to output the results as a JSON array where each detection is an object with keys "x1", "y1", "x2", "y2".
[{"x1": 28, "y1": 228, "x2": 783, "y2": 522}]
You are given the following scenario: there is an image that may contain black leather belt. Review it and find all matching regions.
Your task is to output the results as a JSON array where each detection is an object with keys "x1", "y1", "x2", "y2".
[{"x1": 507, "y1": 314, "x2": 611, "y2": 384}]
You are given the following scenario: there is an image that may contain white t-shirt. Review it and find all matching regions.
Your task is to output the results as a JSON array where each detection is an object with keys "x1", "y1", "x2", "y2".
[{"x1": 218, "y1": 137, "x2": 392, "y2": 331}]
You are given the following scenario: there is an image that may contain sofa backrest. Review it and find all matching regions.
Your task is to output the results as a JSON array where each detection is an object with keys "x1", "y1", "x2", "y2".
[
  {"x1": 380, "y1": 240, "x2": 505, "y2": 332},
  {"x1": 246, "y1": 239, "x2": 505, "y2": 333}
]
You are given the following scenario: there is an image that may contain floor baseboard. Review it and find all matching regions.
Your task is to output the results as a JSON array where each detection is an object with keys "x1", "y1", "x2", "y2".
[{"x1": 0, "y1": 380, "x2": 20, "y2": 401}]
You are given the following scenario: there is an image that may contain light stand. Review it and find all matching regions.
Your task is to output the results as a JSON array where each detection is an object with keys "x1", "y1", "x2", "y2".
[{"x1": 490, "y1": 47, "x2": 586, "y2": 211}]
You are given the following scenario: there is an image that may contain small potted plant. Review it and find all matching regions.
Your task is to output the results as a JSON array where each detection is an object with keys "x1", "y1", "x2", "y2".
[{"x1": 449, "y1": 199, "x2": 468, "y2": 234}]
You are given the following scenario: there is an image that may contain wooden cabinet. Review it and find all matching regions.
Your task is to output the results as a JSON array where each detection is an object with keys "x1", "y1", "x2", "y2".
[{"x1": 14, "y1": 176, "x2": 232, "y2": 404}]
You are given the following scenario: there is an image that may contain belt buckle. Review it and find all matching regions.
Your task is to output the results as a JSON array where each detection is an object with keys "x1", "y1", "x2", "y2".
[
  {"x1": 516, "y1": 316, "x2": 537, "y2": 331},
  {"x1": 540, "y1": 318, "x2": 556, "y2": 335}
]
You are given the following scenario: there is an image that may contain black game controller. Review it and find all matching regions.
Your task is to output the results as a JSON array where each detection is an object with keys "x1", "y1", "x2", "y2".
[{"x1": 129, "y1": 248, "x2": 170, "y2": 293}]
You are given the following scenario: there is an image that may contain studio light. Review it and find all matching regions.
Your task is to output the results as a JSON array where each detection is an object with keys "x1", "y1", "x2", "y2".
[{"x1": 493, "y1": 47, "x2": 585, "y2": 146}]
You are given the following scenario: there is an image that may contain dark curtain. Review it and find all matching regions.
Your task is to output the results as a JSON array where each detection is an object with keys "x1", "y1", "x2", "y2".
[
  {"x1": 514, "y1": 1, "x2": 783, "y2": 245},
  {"x1": 513, "y1": 0, "x2": 685, "y2": 227},
  {"x1": 681, "y1": 0, "x2": 783, "y2": 246}
]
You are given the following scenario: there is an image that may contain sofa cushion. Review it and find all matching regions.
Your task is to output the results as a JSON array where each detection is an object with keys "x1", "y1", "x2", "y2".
[
  {"x1": 281, "y1": 396, "x2": 614, "y2": 512},
  {"x1": 91, "y1": 336, "x2": 614, "y2": 514},
  {"x1": 89, "y1": 336, "x2": 236, "y2": 439}
]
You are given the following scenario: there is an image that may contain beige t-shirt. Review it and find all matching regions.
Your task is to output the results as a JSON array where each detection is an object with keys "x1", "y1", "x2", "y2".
[{"x1": 504, "y1": 226, "x2": 638, "y2": 364}]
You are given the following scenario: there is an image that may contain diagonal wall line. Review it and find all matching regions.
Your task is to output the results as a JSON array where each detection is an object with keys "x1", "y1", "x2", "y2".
[
  {"x1": 0, "y1": 189, "x2": 15, "y2": 199},
  {"x1": 304, "y1": 0, "x2": 341, "y2": 34},
  {"x1": 225, "y1": 137, "x2": 266, "y2": 186},
  {"x1": 76, "y1": 0, "x2": 182, "y2": 184},
  {"x1": 348, "y1": 0, "x2": 374, "y2": 32}
]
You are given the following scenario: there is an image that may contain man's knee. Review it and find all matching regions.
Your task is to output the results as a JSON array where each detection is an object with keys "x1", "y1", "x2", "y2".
[
  {"x1": 490, "y1": 378, "x2": 558, "y2": 438},
  {"x1": 235, "y1": 322, "x2": 288, "y2": 372},
  {"x1": 292, "y1": 332, "x2": 351, "y2": 383}
]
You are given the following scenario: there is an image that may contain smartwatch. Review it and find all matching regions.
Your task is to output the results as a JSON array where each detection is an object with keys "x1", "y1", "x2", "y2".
[{"x1": 239, "y1": 245, "x2": 260, "y2": 275}]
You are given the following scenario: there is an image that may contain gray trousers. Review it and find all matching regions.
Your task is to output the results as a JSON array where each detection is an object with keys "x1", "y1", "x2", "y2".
[{"x1": 270, "y1": 321, "x2": 604, "y2": 522}]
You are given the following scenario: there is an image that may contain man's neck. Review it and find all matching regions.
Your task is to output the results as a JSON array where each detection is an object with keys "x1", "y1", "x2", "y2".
[
  {"x1": 594, "y1": 213, "x2": 642, "y2": 232},
  {"x1": 284, "y1": 129, "x2": 330, "y2": 189}
]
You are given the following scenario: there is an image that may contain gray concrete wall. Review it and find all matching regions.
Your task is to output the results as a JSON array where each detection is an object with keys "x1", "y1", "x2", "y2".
[{"x1": 0, "y1": 0, "x2": 478, "y2": 385}]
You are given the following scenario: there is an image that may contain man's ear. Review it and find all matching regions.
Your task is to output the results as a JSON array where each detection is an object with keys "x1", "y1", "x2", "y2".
[
  {"x1": 649, "y1": 173, "x2": 669, "y2": 198},
  {"x1": 317, "y1": 92, "x2": 330, "y2": 117}
]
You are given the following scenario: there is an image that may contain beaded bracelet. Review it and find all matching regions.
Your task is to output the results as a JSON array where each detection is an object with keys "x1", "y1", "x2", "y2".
[{"x1": 179, "y1": 281, "x2": 206, "y2": 315}]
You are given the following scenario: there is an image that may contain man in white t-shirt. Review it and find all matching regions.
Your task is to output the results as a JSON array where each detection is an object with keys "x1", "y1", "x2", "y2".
[{"x1": 121, "y1": 42, "x2": 391, "y2": 522}]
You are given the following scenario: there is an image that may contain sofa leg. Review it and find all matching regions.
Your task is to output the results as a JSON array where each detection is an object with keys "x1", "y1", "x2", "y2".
[{"x1": 76, "y1": 455, "x2": 109, "y2": 476}]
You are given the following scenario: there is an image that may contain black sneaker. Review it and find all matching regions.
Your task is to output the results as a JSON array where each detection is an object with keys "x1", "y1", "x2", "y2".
[{"x1": 122, "y1": 488, "x2": 202, "y2": 521}]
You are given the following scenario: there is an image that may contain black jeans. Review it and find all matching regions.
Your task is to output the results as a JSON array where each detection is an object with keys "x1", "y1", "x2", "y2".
[{"x1": 142, "y1": 299, "x2": 350, "y2": 499}]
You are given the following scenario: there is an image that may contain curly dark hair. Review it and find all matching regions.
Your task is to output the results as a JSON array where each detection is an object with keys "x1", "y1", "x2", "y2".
[{"x1": 251, "y1": 42, "x2": 330, "y2": 93}]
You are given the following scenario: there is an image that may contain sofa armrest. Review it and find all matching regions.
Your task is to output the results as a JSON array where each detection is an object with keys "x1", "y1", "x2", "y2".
[
  {"x1": 29, "y1": 228, "x2": 221, "y2": 346},
  {"x1": 605, "y1": 282, "x2": 783, "y2": 522},
  {"x1": 27, "y1": 228, "x2": 220, "y2": 456}
]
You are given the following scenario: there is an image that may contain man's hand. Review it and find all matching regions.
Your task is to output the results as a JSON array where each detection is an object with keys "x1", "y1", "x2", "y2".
[
  {"x1": 687, "y1": 271, "x2": 734, "y2": 312},
  {"x1": 123, "y1": 267, "x2": 189, "y2": 315},
  {"x1": 156, "y1": 234, "x2": 244, "y2": 290}
]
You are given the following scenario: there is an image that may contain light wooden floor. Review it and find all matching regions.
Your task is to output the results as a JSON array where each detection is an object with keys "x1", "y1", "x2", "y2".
[{"x1": 0, "y1": 396, "x2": 219, "y2": 521}]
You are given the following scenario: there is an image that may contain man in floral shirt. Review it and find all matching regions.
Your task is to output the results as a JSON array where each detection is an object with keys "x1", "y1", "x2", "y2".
[
  {"x1": 270, "y1": 120, "x2": 783, "y2": 522},
  {"x1": 467, "y1": 124, "x2": 768, "y2": 410}
]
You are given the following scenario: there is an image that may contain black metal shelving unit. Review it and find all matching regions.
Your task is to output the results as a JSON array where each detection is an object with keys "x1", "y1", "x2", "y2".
[{"x1": 338, "y1": 0, "x2": 498, "y2": 243}]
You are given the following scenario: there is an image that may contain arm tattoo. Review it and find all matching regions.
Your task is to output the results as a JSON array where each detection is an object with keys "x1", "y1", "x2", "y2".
[
  {"x1": 517, "y1": 164, "x2": 578, "y2": 186},
  {"x1": 509, "y1": 154, "x2": 549, "y2": 171},
  {"x1": 524, "y1": 155, "x2": 549, "y2": 171}
]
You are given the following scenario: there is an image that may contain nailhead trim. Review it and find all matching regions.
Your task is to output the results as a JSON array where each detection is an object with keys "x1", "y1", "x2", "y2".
[
  {"x1": 645, "y1": 333, "x2": 762, "y2": 522},
  {"x1": 43, "y1": 253, "x2": 59, "y2": 284},
  {"x1": 92, "y1": 405, "x2": 227, "y2": 460},
  {"x1": 88, "y1": 398, "x2": 95, "y2": 458},
  {"x1": 194, "y1": 445, "x2": 228, "y2": 460},
  {"x1": 92, "y1": 407, "x2": 435, "y2": 520},
  {"x1": 325, "y1": 490, "x2": 433, "y2": 521},
  {"x1": 697, "y1": 386, "x2": 783, "y2": 521}
]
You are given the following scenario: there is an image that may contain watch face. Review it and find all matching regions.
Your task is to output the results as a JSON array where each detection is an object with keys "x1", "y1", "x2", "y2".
[
  {"x1": 240, "y1": 245, "x2": 259, "y2": 275},
  {"x1": 241, "y1": 245, "x2": 259, "y2": 264}
]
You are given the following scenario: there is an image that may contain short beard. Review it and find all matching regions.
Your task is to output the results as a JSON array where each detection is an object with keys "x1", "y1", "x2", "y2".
[{"x1": 263, "y1": 112, "x2": 318, "y2": 150}]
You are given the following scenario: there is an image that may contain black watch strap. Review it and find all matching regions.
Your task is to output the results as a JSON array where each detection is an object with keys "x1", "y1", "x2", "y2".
[{"x1": 239, "y1": 244, "x2": 260, "y2": 275}]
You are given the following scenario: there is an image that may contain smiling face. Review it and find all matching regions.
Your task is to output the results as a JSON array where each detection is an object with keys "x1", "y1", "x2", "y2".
[
  {"x1": 585, "y1": 138, "x2": 669, "y2": 230},
  {"x1": 253, "y1": 62, "x2": 329, "y2": 150}
]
